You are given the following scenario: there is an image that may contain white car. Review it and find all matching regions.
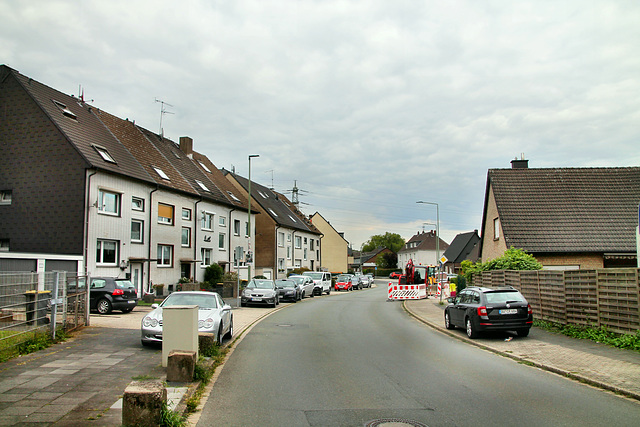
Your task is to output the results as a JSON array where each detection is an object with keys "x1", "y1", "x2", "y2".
[
  {"x1": 302, "y1": 271, "x2": 332, "y2": 295},
  {"x1": 288, "y1": 275, "x2": 316, "y2": 299}
]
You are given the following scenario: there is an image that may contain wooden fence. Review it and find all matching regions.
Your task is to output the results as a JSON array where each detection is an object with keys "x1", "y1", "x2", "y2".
[{"x1": 472, "y1": 268, "x2": 640, "y2": 334}]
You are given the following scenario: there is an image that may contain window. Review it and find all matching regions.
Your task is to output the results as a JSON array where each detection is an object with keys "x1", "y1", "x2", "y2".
[
  {"x1": 219, "y1": 233, "x2": 226, "y2": 250},
  {"x1": 295, "y1": 236, "x2": 302, "y2": 249},
  {"x1": 132, "y1": 197, "x2": 144, "y2": 211},
  {"x1": 227, "y1": 191, "x2": 240, "y2": 202},
  {"x1": 199, "y1": 161, "x2": 211, "y2": 173},
  {"x1": 0, "y1": 190, "x2": 11, "y2": 205},
  {"x1": 182, "y1": 227, "x2": 191, "y2": 247},
  {"x1": 182, "y1": 208, "x2": 191, "y2": 221},
  {"x1": 158, "y1": 203, "x2": 174, "y2": 225},
  {"x1": 287, "y1": 234, "x2": 291, "y2": 242},
  {"x1": 131, "y1": 220, "x2": 143, "y2": 243},
  {"x1": 304, "y1": 237, "x2": 308, "y2": 245},
  {"x1": 157, "y1": 244, "x2": 173, "y2": 267},
  {"x1": 98, "y1": 190, "x2": 120, "y2": 216},
  {"x1": 52, "y1": 100, "x2": 77, "y2": 120},
  {"x1": 268, "y1": 208, "x2": 278, "y2": 217},
  {"x1": 202, "y1": 212, "x2": 214, "y2": 230},
  {"x1": 288, "y1": 215, "x2": 297, "y2": 223},
  {"x1": 219, "y1": 216, "x2": 226, "y2": 227},
  {"x1": 294, "y1": 259, "x2": 301, "y2": 268},
  {"x1": 196, "y1": 180, "x2": 210, "y2": 192},
  {"x1": 153, "y1": 166, "x2": 170, "y2": 180},
  {"x1": 97, "y1": 239, "x2": 118, "y2": 265},
  {"x1": 245, "y1": 222, "x2": 249, "y2": 237},
  {"x1": 0, "y1": 239, "x2": 9, "y2": 251},
  {"x1": 304, "y1": 248, "x2": 308, "y2": 260},
  {"x1": 93, "y1": 145, "x2": 116, "y2": 163},
  {"x1": 278, "y1": 258, "x2": 285, "y2": 272},
  {"x1": 201, "y1": 248, "x2": 212, "y2": 266},
  {"x1": 278, "y1": 232, "x2": 285, "y2": 247},
  {"x1": 494, "y1": 218, "x2": 500, "y2": 240},
  {"x1": 234, "y1": 220, "x2": 241, "y2": 236},
  {"x1": 287, "y1": 246, "x2": 291, "y2": 259},
  {"x1": 310, "y1": 239, "x2": 314, "y2": 250}
]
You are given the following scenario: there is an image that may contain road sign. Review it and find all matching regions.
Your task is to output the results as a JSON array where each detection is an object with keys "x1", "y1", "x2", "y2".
[{"x1": 439, "y1": 255, "x2": 448, "y2": 264}]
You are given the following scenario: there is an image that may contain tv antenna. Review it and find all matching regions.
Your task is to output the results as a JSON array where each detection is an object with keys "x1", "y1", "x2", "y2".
[
  {"x1": 155, "y1": 98, "x2": 174, "y2": 137},
  {"x1": 265, "y1": 170, "x2": 274, "y2": 190}
]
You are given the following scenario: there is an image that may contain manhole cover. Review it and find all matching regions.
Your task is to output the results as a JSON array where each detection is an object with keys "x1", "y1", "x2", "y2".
[{"x1": 365, "y1": 419, "x2": 428, "y2": 427}]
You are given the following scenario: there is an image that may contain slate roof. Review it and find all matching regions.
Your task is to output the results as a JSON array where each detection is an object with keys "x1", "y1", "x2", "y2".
[
  {"x1": 485, "y1": 167, "x2": 640, "y2": 253},
  {"x1": 225, "y1": 171, "x2": 318, "y2": 233},
  {"x1": 442, "y1": 231, "x2": 480, "y2": 263},
  {"x1": 398, "y1": 230, "x2": 449, "y2": 253}
]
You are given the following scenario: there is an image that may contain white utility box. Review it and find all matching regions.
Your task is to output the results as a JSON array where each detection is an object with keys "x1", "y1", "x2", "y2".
[{"x1": 162, "y1": 305, "x2": 198, "y2": 367}]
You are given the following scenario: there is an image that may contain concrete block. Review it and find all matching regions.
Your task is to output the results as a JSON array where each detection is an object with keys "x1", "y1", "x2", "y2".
[
  {"x1": 122, "y1": 380, "x2": 166, "y2": 427},
  {"x1": 199, "y1": 332, "x2": 217, "y2": 355},
  {"x1": 166, "y1": 350, "x2": 197, "y2": 382}
]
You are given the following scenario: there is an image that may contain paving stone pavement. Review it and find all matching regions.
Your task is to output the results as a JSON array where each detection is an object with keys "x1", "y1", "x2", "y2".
[{"x1": 404, "y1": 297, "x2": 640, "y2": 401}]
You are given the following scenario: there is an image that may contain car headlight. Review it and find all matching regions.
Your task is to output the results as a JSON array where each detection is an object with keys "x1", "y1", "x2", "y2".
[{"x1": 143, "y1": 317, "x2": 158, "y2": 327}]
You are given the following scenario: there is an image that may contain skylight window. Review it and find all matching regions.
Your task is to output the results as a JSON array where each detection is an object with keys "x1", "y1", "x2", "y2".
[
  {"x1": 93, "y1": 145, "x2": 116, "y2": 163},
  {"x1": 288, "y1": 215, "x2": 297, "y2": 223},
  {"x1": 268, "y1": 208, "x2": 278, "y2": 217},
  {"x1": 227, "y1": 191, "x2": 240, "y2": 202},
  {"x1": 153, "y1": 166, "x2": 170, "y2": 180},
  {"x1": 195, "y1": 180, "x2": 210, "y2": 192},
  {"x1": 259, "y1": 191, "x2": 268, "y2": 199},
  {"x1": 199, "y1": 161, "x2": 211, "y2": 173},
  {"x1": 52, "y1": 100, "x2": 77, "y2": 120}
]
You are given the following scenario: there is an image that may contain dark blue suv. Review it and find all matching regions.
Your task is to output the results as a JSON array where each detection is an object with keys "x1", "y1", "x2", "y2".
[{"x1": 444, "y1": 286, "x2": 533, "y2": 338}]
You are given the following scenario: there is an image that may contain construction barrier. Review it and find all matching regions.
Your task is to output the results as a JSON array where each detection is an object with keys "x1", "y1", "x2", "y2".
[{"x1": 387, "y1": 282, "x2": 427, "y2": 300}]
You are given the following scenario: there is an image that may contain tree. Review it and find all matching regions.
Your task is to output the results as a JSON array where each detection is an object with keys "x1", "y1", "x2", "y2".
[
  {"x1": 461, "y1": 247, "x2": 542, "y2": 282},
  {"x1": 203, "y1": 263, "x2": 224, "y2": 288},
  {"x1": 376, "y1": 252, "x2": 398, "y2": 269},
  {"x1": 362, "y1": 232, "x2": 405, "y2": 253}
]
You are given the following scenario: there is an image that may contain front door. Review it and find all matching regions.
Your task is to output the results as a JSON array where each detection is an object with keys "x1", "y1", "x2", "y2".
[{"x1": 130, "y1": 263, "x2": 143, "y2": 297}]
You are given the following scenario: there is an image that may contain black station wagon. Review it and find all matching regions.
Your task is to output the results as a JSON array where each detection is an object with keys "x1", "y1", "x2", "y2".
[{"x1": 444, "y1": 286, "x2": 533, "y2": 338}]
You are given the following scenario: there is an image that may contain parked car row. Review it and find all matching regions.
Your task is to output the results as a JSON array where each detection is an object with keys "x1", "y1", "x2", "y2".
[{"x1": 334, "y1": 273, "x2": 374, "y2": 291}]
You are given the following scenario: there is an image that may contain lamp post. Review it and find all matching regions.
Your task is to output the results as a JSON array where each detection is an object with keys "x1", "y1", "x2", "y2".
[
  {"x1": 417, "y1": 201, "x2": 441, "y2": 300},
  {"x1": 248, "y1": 155, "x2": 259, "y2": 281}
]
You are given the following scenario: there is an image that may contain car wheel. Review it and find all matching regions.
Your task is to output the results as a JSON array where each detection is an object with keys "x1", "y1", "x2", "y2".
[
  {"x1": 326, "y1": 288, "x2": 331, "y2": 295},
  {"x1": 216, "y1": 324, "x2": 223, "y2": 345},
  {"x1": 225, "y1": 318, "x2": 233, "y2": 339},
  {"x1": 96, "y1": 298, "x2": 112, "y2": 314},
  {"x1": 141, "y1": 340, "x2": 151, "y2": 347},
  {"x1": 466, "y1": 317, "x2": 478, "y2": 339},
  {"x1": 310, "y1": 291, "x2": 315, "y2": 298},
  {"x1": 444, "y1": 312, "x2": 455, "y2": 330},
  {"x1": 121, "y1": 308, "x2": 133, "y2": 313},
  {"x1": 240, "y1": 301, "x2": 247, "y2": 307},
  {"x1": 517, "y1": 328, "x2": 530, "y2": 337}
]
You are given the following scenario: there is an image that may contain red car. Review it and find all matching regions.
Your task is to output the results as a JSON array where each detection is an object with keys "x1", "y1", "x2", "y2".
[
  {"x1": 389, "y1": 272, "x2": 402, "y2": 279},
  {"x1": 334, "y1": 274, "x2": 354, "y2": 291}
]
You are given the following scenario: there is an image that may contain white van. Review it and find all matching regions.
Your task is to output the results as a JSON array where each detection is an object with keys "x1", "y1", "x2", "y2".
[{"x1": 302, "y1": 271, "x2": 332, "y2": 295}]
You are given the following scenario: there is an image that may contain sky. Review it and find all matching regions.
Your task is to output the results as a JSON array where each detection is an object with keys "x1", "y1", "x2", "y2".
[{"x1": 2, "y1": 1, "x2": 639, "y2": 249}]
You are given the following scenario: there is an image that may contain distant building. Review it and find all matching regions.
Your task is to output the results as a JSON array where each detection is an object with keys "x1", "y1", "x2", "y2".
[
  {"x1": 397, "y1": 230, "x2": 449, "y2": 269},
  {"x1": 309, "y1": 212, "x2": 348, "y2": 274},
  {"x1": 441, "y1": 230, "x2": 480, "y2": 275}
]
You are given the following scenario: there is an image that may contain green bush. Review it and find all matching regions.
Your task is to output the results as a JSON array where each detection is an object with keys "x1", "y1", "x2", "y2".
[
  {"x1": 203, "y1": 264, "x2": 224, "y2": 289},
  {"x1": 290, "y1": 267, "x2": 311, "y2": 276},
  {"x1": 461, "y1": 247, "x2": 542, "y2": 282}
]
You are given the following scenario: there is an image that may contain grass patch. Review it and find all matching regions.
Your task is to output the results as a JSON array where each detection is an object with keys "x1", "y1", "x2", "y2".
[
  {"x1": 161, "y1": 402, "x2": 186, "y2": 427},
  {"x1": 184, "y1": 344, "x2": 229, "y2": 414},
  {"x1": 132, "y1": 374, "x2": 159, "y2": 381},
  {"x1": 0, "y1": 328, "x2": 70, "y2": 363},
  {"x1": 534, "y1": 320, "x2": 640, "y2": 351}
]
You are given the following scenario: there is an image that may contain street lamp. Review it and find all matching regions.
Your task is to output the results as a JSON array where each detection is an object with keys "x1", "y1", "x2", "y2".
[
  {"x1": 248, "y1": 155, "x2": 259, "y2": 281},
  {"x1": 417, "y1": 201, "x2": 441, "y2": 300}
]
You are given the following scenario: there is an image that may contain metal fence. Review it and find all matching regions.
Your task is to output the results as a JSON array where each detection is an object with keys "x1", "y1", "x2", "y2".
[
  {"x1": 471, "y1": 268, "x2": 640, "y2": 334},
  {"x1": 0, "y1": 272, "x2": 89, "y2": 358}
]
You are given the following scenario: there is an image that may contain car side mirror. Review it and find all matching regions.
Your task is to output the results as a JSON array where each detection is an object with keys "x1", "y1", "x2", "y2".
[
  {"x1": 151, "y1": 303, "x2": 159, "y2": 309},
  {"x1": 446, "y1": 297, "x2": 454, "y2": 303}
]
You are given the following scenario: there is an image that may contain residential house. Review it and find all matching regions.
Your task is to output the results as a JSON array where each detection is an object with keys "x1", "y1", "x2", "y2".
[
  {"x1": 480, "y1": 159, "x2": 640, "y2": 269},
  {"x1": 223, "y1": 170, "x2": 322, "y2": 279},
  {"x1": 397, "y1": 230, "x2": 449, "y2": 269},
  {"x1": 357, "y1": 247, "x2": 395, "y2": 273},
  {"x1": 309, "y1": 212, "x2": 348, "y2": 274},
  {"x1": 0, "y1": 65, "x2": 254, "y2": 295},
  {"x1": 441, "y1": 230, "x2": 480, "y2": 275}
]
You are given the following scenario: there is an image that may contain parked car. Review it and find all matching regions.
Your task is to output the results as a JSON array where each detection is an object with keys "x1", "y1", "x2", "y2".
[
  {"x1": 361, "y1": 274, "x2": 374, "y2": 288},
  {"x1": 288, "y1": 275, "x2": 315, "y2": 299},
  {"x1": 275, "y1": 279, "x2": 300, "y2": 302},
  {"x1": 141, "y1": 291, "x2": 232, "y2": 346},
  {"x1": 334, "y1": 274, "x2": 354, "y2": 291},
  {"x1": 302, "y1": 271, "x2": 332, "y2": 295},
  {"x1": 90, "y1": 277, "x2": 138, "y2": 314},
  {"x1": 241, "y1": 279, "x2": 279, "y2": 307},
  {"x1": 444, "y1": 286, "x2": 533, "y2": 338},
  {"x1": 389, "y1": 272, "x2": 402, "y2": 279},
  {"x1": 351, "y1": 274, "x2": 363, "y2": 290}
]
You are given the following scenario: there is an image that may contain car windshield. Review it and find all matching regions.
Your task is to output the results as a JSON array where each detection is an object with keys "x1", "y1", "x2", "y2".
[
  {"x1": 160, "y1": 293, "x2": 218, "y2": 309},
  {"x1": 277, "y1": 281, "x2": 296, "y2": 288},
  {"x1": 289, "y1": 277, "x2": 304, "y2": 284},
  {"x1": 304, "y1": 272, "x2": 322, "y2": 280},
  {"x1": 248, "y1": 280, "x2": 274, "y2": 289},
  {"x1": 485, "y1": 291, "x2": 526, "y2": 304},
  {"x1": 115, "y1": 280, "x2": 134, "y2": 289},
  {"x1": 337, "y1": 275, "x2": 350, "y2": 281}
]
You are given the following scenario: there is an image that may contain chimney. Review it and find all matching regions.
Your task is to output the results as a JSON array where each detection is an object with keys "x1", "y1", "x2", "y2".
[
  {"x1": 179, "y1": 136, "x2": 193, "y2": 158},
  {"x1": 510, "y1": 153, "x2": 528, "y2": 169}
]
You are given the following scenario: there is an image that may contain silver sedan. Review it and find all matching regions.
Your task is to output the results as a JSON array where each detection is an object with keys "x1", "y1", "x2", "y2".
[{"x1": 141, "y1": 291, "x2": 233, "y2": 346}]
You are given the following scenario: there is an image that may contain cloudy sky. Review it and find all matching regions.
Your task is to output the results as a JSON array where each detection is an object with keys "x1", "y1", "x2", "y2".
[{"x1": 2, "y1": 1, "x2": 639, "y2": 248}]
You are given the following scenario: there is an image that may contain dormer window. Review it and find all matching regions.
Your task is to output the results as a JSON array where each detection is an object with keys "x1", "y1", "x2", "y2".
[
  {"x1": 52, "y1": 100, "x2": 77, "y2": 120},
  {"x1": 153, "y1": 166, "x2": 170, "y2": 180},
  {"x1": 93, "y1": 145, "x2": 116, "y2": 163}
]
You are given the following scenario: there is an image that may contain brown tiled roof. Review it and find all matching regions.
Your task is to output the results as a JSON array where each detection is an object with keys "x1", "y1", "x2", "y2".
[
  {"x1": 487, "y1": 167, "x2": 640, "y2": 253},
  {"x1": 192, "y1": 152, "x2": 249, "y2": 209},
  {"x1": 398, "y1": 230, "x2": 449, "y2": 254}
]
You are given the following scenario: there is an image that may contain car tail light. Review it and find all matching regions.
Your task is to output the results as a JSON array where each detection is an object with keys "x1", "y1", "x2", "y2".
[
  {"x1": 112, "y1": 288, "x2": 124, "y2": 296},
  {"x1": 527, "y1": 304, "x2": 533, "y2": 315},
  {"x1": 477, "y1": 306, "x2": 488, "y2": 316}
]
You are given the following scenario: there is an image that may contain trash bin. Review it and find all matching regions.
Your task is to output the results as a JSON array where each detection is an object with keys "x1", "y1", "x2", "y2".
[{"x1": 25, "y1": 290, "x2": 51, "y2": 325}]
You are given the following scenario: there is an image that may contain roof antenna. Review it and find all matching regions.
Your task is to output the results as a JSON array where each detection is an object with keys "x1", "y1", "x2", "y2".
[
  {"x1": 265, "y1": 169, "x2": 274, "y2": 190},
  {"x1": 155, "y1": 98, "x2": 174, "y2": 137},
  {"x1": 78, "y1": 85, "x2": 93, "y2": 103}
]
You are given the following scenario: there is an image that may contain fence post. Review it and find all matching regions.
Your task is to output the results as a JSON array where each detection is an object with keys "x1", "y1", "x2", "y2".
[{"x1": 51, "y1": 272, "x2": 60, "y2": 340}]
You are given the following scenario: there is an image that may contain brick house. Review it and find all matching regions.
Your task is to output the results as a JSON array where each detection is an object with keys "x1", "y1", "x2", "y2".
[
  {"x1": 479, "y1": 159, "x2": 640, "y2": 269},
  {"x1": 0, "y1": 65, "x2": 253, "y2": 294}
]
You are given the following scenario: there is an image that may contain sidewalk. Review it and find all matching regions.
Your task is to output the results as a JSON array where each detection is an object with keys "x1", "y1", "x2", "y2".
[{"x1": 404, "y1": 297, "x2": 640, "y2": 401}]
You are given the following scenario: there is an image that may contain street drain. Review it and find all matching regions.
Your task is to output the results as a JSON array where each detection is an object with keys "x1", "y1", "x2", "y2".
[{"x1": 364, "y1": 419, "x2": 428, "y2": 427}]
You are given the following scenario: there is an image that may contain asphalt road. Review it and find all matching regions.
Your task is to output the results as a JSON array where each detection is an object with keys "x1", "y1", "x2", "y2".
[{"x1": 197, "y1": 284, "x2": 640, "y2": 427}]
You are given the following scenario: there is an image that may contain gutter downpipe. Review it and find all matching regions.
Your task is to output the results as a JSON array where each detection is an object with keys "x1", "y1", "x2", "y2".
[
  {"x1": 83, "y1": 168, "x2": 97, "y2": 327},
  {"x1": 147, "y1": 185, "x2": 158, "y2": 294},
  {"x1": 194, "y1": 198, "x2": 202, "y2": 280},
  {"x1": 275, "y1": 225, "x2": 281, "y2": 279},
  {"x1": 227, "y1": 208, "x2": 235, "y2": 272}
]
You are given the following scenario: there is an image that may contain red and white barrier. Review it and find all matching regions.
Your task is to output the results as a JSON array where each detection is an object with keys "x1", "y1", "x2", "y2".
[{"x1": 388, "y1": 282, "x2": 427, "y2": 300}]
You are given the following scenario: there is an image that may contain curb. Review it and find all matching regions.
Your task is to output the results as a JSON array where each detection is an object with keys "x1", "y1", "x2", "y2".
[{"x1": 402, "y1": 300, "x2": 640, "y2": 402}]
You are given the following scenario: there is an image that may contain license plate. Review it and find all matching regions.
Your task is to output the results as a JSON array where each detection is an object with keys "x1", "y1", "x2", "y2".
[
  {"x1": 128, "y1": 300, "x2": 135, "y2": 304},
  {"x1": 252, "y1": 298, "x2": 262, "y2": 302},
  {"x1": 499, "y1": 309, "x2": 518, "y2": 315}
]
